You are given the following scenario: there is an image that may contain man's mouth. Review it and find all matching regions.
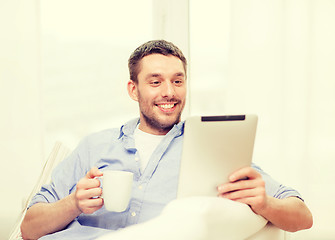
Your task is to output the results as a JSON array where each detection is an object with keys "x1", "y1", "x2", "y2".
[
  {"x1": 157, "y1": 103, "x2": 175, "y2": 109},
  {"x1": 156, "y1": 103, "x2": 177, "y2": 112}
]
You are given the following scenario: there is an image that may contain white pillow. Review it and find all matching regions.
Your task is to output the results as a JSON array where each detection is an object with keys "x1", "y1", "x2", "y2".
[{"x1": 97, "y1": 197, "x2": 268, "y2": 240}]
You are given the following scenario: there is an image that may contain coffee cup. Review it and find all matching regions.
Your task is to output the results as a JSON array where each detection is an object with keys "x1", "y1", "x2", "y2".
[{"x1": 100, "y1": 170, "x2": 134, "y2": 212}]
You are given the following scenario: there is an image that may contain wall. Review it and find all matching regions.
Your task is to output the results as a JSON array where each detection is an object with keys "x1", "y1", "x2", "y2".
[
  {"x1": 0, "y1": 0, "x2": 44, "y2": 239},
  {"x1": 189, "y1": 1, "x2": 335, "y2": 239}
]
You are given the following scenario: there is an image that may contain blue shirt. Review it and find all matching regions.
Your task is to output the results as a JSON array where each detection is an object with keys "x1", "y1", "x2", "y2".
[{"x1": 29, "y1": 118, "x2": 302, "y2": 239}]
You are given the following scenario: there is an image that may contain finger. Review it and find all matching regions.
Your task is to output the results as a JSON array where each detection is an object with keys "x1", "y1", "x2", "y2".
[
  {"x1": 230, "y1": 196, "x2": 257, "y2": 206},
  {"x1": 217, "y1": 179, "x2": 259, "y2": 194},
  {"x1": 219, "y1": 188, "x2": 260, "y2": 200},
  {"x1": 76, "y1": 187, "x2": 103, "y2": 200},
  {"x1": 86, "y1": 167, "x2": 103, "y2": 179},
  {"x1": 77, "y1": 178, "x2": 101, "y2": 190},
  {"x1": 229, "y1": 167, "x2": 260, "y2": 182},
  {"x1": 81, "y1": 207, "x2": 102, "y2": 215},
  {"x1": 79, "y1": 198, "x2": 104, "y2": 208},
  {"x1": 78, "y1": 199, "x2": 104, "y2": 214}
]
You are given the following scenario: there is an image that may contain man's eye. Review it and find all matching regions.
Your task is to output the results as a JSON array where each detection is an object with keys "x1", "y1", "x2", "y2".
[{"x1": 151, "y1": 81, "x2": 161, "y2": 85}]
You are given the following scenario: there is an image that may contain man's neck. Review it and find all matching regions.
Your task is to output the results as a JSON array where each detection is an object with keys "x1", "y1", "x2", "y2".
[{"x1": 138, "y1": 123, "x2": 170, "y2": 136}]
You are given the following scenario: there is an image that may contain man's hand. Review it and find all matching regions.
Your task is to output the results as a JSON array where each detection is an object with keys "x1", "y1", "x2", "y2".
[
  {"x1": 75, "y1": 167, "x2": 104, "y2": 214},
  {"x1": 21, "y1": 167, "x2": 104, "y2": 239},
  {"x1": 217, "y1": 166, "x2": 313, "y2": 232},
  {"x1": 217, "y1": 166, "x2": 267, "y2": 215}
]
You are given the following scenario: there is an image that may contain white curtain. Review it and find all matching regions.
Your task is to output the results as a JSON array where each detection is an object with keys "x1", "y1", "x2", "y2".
[{"x1": 189, "y1": 1, "x2": 335, "y2": 239}]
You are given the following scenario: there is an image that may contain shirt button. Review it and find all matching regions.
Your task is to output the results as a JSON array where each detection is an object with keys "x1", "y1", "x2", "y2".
[
  {"x1": 131, "y1": 212, "x2": 136, "y2": 217},
  {"x1": 135, "y1": 157, "x2": 139, "y2": 161},
  {"x1": 138, "y1": 185, "x2": 143, "y2": 190}
]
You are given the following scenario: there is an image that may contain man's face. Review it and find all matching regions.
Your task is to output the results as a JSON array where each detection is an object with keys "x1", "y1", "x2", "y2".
[{"x1": 128, "y1": 54, "x2": 187, "y2": 135}]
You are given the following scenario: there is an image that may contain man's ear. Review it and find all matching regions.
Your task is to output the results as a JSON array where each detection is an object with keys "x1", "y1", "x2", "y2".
[{"x1": 127, "y1": 80, "x2": 138, "y2": 102}]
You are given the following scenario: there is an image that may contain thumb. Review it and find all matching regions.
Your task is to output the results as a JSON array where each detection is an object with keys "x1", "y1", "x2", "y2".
[{"x1": 86, "y1": 167, "x2": 103, "y2": 179}]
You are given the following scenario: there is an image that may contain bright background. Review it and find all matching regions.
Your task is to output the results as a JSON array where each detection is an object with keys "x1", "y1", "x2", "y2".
[{"x1": 1, "y1": 0, "x2": 335, "y2": 239}]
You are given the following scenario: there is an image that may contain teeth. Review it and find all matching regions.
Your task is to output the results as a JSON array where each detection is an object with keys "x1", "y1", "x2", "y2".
[{"x1": 158, "y1": 104, "x2": 175, "y2": 109}]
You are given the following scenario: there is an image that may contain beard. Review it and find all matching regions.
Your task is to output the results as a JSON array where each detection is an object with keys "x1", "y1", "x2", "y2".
[
  {"x1": 137, "y1": 92, "x2": 185, "y2": 134},
  {"x1": 141, "y1": 107, "x2": 182, "y2": 133}
]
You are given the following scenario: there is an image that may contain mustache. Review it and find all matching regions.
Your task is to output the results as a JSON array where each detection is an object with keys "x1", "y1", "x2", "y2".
[{"x1": 155, "y1": 98, "x2": 181, "y2": 104}]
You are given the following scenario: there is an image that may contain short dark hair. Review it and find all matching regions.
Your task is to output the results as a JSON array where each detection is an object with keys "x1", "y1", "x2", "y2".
[{"x1": 128, "y1": 40, "x2": 187, "y2": 83}]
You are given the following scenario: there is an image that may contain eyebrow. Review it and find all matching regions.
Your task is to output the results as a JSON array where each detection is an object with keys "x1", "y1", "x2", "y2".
[
  {"x1": 146, "y1": 73, "x2": 162, "y2": 79},
  {"x1": 175, "y1": 72, "x2": 185, "y2": 77},
  {"x1": 145, "y1": 72, "x2": 185, "y2": 80}
]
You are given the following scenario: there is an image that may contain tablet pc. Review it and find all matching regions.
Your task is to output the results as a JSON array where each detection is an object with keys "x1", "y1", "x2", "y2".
[{"x1": 177, "y1": 114, "x2": 258, "y2": 198}]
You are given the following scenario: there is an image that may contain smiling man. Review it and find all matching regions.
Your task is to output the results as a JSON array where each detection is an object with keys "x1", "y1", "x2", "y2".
[
  {"x1": 21, "y1": 40, "x2": 312, "y2": 240},
  {"x1": 128, "y1": 53, "x2": 186, "y2": 135}
]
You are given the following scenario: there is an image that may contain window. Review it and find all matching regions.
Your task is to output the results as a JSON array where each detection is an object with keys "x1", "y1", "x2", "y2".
[{"x1": 41, "y1": 0, "x2": 153, "y2": 149}]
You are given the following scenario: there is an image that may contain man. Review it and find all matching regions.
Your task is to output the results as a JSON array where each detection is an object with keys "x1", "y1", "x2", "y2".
[{"x1": 21, "y1": 40, "x2": 312, "y2": 239}]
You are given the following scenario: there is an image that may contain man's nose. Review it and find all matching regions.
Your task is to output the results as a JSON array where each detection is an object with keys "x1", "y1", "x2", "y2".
[{"x1": 162, "y1": 81, "x2": 176, "y2": 98}]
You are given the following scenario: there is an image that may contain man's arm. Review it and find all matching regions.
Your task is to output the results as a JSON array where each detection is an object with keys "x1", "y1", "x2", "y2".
[
  {"x1": 217, "y1": 167, "x2": 313, "y2": 232},
  {"x1": 21, "y1": 167, "x2": 103, "y2": 240},
  {"x1": 21, "y1": 193, "x2": 81, "y2": 240}
]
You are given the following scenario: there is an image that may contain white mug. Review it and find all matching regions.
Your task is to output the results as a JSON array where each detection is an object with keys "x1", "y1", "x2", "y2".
[{"x1": 101, "y1": 170, "x2": 134, "y2": 212}]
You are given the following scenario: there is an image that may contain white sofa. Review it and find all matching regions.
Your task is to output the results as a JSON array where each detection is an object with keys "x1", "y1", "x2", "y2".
[{"x1": 10, "y1": 142, "x2": 286, "y2": 240}]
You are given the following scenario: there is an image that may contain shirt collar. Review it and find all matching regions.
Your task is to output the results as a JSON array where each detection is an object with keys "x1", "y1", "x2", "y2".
[
  {"x1": 120, "y1": 118, "x2": 184, "y2": 139},
  {"x1": 120, "y1": 118, "x2": 140, "y2": 138}
]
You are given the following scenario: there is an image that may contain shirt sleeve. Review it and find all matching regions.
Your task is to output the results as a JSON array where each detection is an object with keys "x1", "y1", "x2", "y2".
[
  {"x1": 251, "y1": 163, "x2": 303, "y2": 201},
  {"x1": 28, "y1": 138, "x2": 91, "y2": 209}
]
